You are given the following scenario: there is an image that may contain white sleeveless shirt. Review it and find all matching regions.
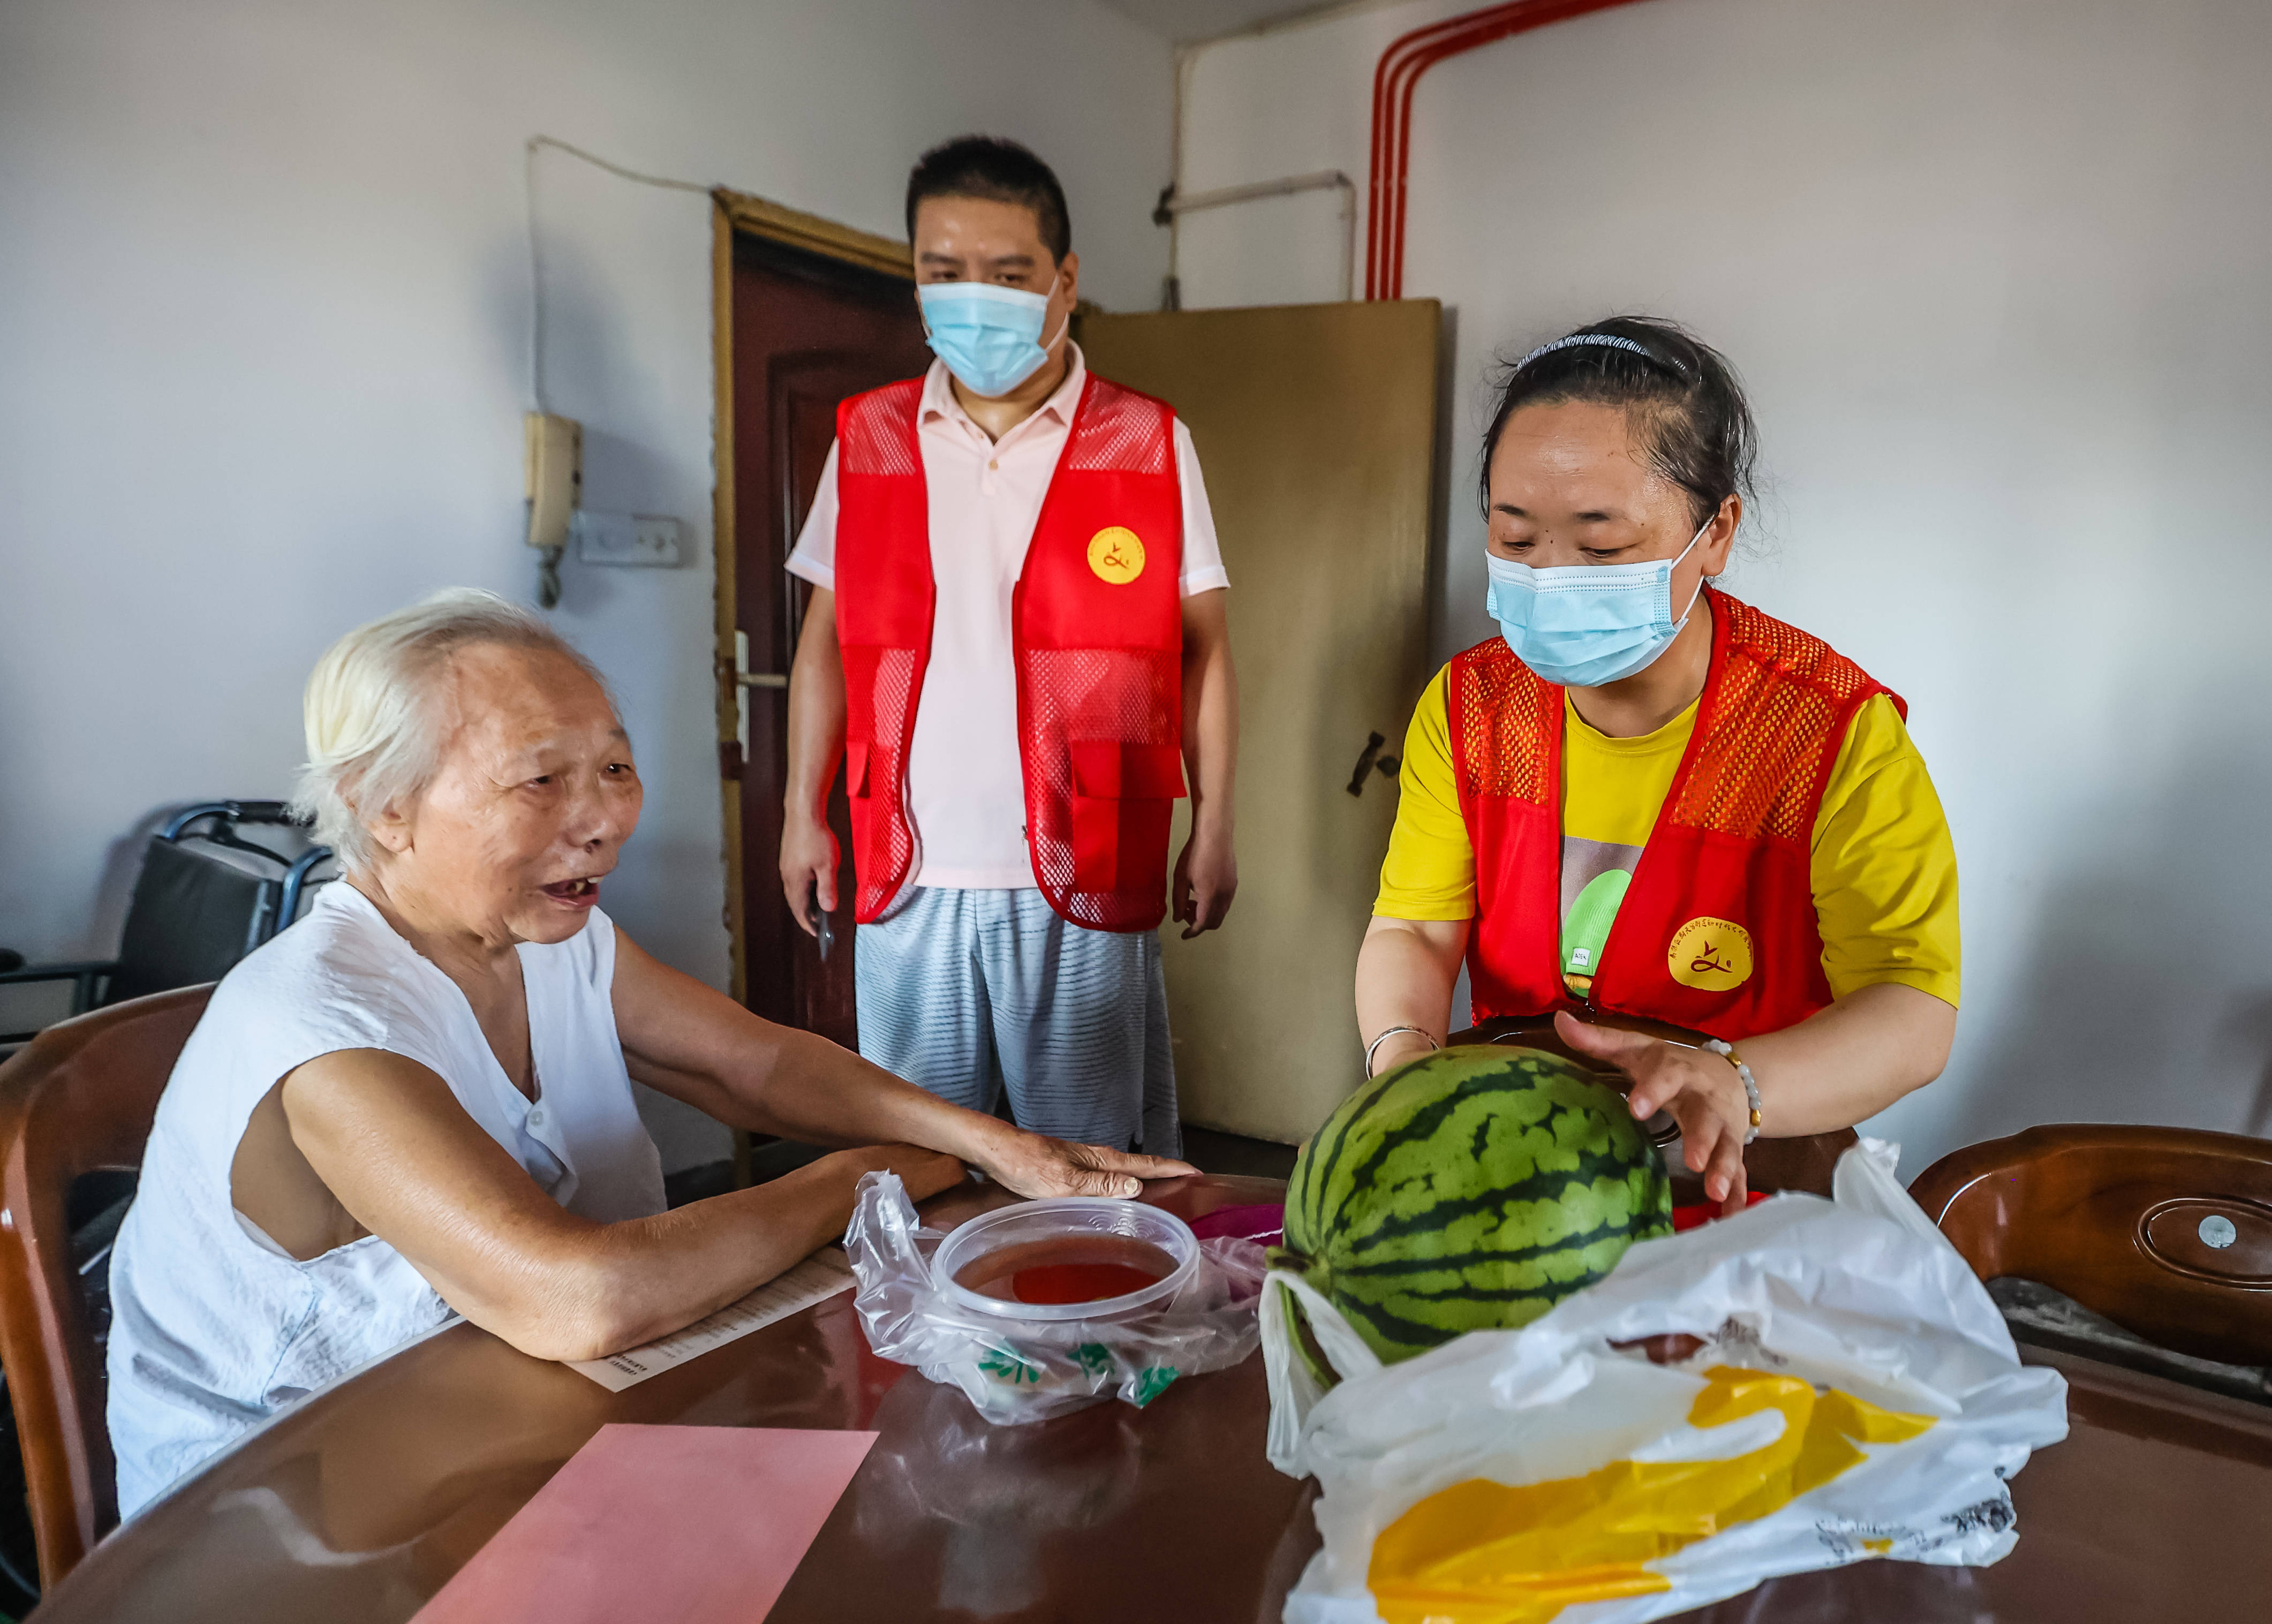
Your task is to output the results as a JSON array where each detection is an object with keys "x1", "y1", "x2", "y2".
[{"x1": 105, "y1": 885, "x2": 665, "y2": 1516}]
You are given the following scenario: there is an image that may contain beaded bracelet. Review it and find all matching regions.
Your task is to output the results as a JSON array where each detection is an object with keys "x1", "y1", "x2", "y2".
[{"x1": 1702, "y1": 1039, "x2": 1763, "y2": 1145}]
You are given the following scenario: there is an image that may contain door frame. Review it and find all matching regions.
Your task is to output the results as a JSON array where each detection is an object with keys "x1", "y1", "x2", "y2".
[{"x1": 708, "y1": 188, "x2": 912, "y2": 1009}]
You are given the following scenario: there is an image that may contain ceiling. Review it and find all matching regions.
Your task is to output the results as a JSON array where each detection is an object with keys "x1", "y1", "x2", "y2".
[{"x1": 1096, "y1": 0, "x2": 1350, "y2": 46}]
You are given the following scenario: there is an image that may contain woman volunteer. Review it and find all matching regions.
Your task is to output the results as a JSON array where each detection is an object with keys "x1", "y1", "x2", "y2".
[{"x1": 1355, "y1": 318, "x2": 1958, "y2": 1211}]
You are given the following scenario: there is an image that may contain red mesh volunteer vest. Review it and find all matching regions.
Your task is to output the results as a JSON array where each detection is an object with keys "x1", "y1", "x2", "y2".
[
  {"x1": 1447, "y1": 590, "x2": 1901, "y2": 1041},
  {"x1": 833, "y1": 374, "x2": 1185, "y2": 930}
]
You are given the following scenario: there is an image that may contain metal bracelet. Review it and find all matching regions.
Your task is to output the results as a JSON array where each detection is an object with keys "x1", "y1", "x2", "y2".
[
  {"x1": 1703, "y1": 1039, "x2": 1763, "y2": 1145},
  {"x1": 1364, "y1": 1024, "x2": 1439, "y2": 1078}
]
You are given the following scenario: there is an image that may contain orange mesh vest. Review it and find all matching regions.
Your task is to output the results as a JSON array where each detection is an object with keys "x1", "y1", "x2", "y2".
[
  {"x1": 832, "y1": 374, "x2": 1185, "y2": 930},
  {"x1": 1447, "y1": 590, "x2": 1902, "y2": 1040}
]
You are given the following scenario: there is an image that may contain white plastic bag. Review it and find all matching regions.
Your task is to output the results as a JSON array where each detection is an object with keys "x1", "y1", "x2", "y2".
[
  {"x1": 846, "y1": 1171, "x2": 1267, "y2": 1424},
  {"x1": 1262, "y1": 1141, "x2": 2070, "y2": 1624}
]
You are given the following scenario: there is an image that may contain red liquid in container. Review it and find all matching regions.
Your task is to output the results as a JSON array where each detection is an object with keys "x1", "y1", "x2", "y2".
[
  {"x1": 1008, "y1": 1263, "x2": 1164, "y2": 1304},
  {"x1": 953, "y1": 1234, "x2": 1175, "y2": 1305}
]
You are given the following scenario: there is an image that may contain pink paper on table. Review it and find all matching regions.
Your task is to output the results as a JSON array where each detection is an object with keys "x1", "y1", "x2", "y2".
[{"x1": 414, "y1": 1425, "x2": 875, "y2": 1624}]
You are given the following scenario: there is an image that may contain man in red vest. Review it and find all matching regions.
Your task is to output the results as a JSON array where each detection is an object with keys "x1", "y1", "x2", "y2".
[{"x1": 779, "y1": 137, "x2": 1239, "y2": 1159}]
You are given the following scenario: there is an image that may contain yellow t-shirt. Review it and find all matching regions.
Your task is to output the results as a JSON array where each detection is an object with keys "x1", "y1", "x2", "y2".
[{"x1": 1375, "y1": 669, "x2": 1960, "y2": 1007}]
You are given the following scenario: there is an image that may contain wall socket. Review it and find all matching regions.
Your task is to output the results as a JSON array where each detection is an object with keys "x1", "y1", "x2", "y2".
[{"x1": 575, "y1": 510, "x2": 684, "y2": 567}]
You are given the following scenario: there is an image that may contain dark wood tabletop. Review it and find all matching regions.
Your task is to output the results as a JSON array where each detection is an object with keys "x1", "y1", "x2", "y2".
[{"x1": 33, "y1": 1173, "x2": 2272, "y2": 1623}]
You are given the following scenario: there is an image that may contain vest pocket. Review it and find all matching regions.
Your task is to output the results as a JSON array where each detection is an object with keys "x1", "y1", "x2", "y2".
[{"x1": 1069, "y1": 741, "x2": 1186, "y2": 893}]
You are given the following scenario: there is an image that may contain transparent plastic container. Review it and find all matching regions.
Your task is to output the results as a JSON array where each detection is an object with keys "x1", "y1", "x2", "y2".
[
  {"x1": 933, "y1": 1198, "x2": 1200, "y2": 1325},
  {"x1": 848, "y1": 1173, "x2": 1265, "y2": 1423}
]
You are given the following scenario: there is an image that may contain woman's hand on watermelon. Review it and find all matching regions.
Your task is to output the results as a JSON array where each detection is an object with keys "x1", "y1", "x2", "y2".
[{"x1": 1553, "y1": 1013, "x2": 1752, "y2": 1216}]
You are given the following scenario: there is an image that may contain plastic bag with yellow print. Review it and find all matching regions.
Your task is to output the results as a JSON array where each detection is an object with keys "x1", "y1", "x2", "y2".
[{"x1": 1260, "y1": 1142, "x2": 2069, "y2": 1624}]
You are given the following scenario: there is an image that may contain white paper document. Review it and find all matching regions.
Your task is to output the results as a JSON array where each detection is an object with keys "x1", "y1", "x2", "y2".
[{"x1": 565, "y1": 1247, "x2": 857, "y2": 1392}]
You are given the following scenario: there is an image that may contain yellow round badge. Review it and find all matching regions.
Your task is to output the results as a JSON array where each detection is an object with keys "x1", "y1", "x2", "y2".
[
  {"x1": 1086, "y1": 526, "x2": 1146, "y2": 585},
  {"x1": 1667, "y1": 917, "x2": 1755, "y2": 992}
]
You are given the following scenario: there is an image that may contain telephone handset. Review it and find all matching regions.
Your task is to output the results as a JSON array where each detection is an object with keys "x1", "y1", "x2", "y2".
[{"x1": 524, "y1": 412, "x2": 582, "y2": 607}]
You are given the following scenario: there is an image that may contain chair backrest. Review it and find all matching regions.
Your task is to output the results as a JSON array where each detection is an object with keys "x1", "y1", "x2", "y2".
[
  {"x1": 1451, "y1": 1013, "x2": 1858, "y2": 1199},
  {"x1": 0, "y1": 986, "x2": 211, "y2": 1583},
  {"x1": 1909, "y1": 1124, "x2": 2272, "y2": 1367}
]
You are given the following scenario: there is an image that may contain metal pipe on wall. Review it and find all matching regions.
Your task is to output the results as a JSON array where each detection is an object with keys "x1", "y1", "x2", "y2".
[
  {"x1": 1159, "y1": 1, "x2": 1670, "y2": 306},
  {"x1": 1156, "y1": 170, "x2": 1358, "y2": 304},
  {"x1": 1159, "y1": 4, "x2": 1409, "y2": 309},
  {"x1": 1365, "y1": 0, "x2": 1654, "y2": 299}
]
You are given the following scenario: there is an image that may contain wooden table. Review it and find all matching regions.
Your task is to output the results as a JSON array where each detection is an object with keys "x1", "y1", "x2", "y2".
[{"x1": 33, "y1": 1174, "x2": 2272, "y2": 1622}]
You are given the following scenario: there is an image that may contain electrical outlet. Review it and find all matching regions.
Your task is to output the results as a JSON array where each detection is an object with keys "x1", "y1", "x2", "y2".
[{"x1": 576, "y1": 510, "x2": 684, "y2": 567}]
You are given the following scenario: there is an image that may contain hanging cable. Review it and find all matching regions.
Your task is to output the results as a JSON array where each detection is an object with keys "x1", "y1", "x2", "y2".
[
  {"x1": 525, "y1": 135, "x2": 711, "y2": 412},
  {"x1": 522, "y1": 137, "x2": 711, "y2": 606}
]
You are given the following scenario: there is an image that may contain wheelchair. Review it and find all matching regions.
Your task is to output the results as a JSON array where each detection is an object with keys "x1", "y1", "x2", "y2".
[{"x1": 1, "y1": 802, "x2": 334, "y2": 1046}]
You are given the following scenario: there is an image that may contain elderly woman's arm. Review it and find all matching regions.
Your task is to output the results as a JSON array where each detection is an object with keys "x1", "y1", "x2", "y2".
[
  {"x1": 608, "y1": 929, "x2": 1194, "y2": 1199},
  {"x1": 278, "y1": 1049, "x2": 963, "y2": 1361}
]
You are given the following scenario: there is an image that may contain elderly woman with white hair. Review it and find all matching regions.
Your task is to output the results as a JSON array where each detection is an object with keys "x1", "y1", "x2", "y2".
[{"x1": 104, "y1": 590, "x2": 1190, "y2": 1515}]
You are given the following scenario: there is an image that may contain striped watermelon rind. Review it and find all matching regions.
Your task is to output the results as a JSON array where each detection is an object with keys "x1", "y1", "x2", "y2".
[{"x1": 1271, "y1": 1046, "x2": 1671, "y2": 1369}]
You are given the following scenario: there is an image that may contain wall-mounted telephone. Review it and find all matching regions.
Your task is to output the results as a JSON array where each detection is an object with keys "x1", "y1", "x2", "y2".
[{"x1": 525, "y1": 412, "x2": 582, "y2": 607}]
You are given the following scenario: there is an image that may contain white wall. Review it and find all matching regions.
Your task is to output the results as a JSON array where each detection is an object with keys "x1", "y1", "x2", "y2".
[
  {"x1": 0, "y1": 0, "x2": 1172, "y2": 1168},
  {"x1": 1180, "y1": 0, "x2": 2272, "y2": 1173}
]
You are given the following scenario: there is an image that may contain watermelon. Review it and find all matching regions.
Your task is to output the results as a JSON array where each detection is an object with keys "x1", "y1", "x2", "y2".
[{"x1": 1271, "y1": 1045, "x2": 1671, "y2": 1371}]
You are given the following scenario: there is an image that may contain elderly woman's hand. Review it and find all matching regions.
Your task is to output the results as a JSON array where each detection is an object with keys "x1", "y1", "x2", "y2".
[{"x1": 971, "y1": 1128, "x2": 1197, "y2": 1200}]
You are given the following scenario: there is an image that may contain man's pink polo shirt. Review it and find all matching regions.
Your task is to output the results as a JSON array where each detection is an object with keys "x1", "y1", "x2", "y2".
[{"x1": 787, "y1": 346, "x2": 1229, "y2": 892}]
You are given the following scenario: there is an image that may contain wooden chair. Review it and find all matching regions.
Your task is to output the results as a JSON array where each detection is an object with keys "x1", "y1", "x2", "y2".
[
  {"x1": 0, "y1": 985, "x2": 210, "y2": 1584},
  {"x1": 1909, "y1": 1124, "x2": 2272, "y2": 1368},
  {"x1": 1449, "y1": 1013, "x2": 1858, "y2": 1199}
]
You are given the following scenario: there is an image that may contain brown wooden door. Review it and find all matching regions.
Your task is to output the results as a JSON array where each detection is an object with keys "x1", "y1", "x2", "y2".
[{"x1": 727, "y1": 233, "x2": 930, "y2": 1047}]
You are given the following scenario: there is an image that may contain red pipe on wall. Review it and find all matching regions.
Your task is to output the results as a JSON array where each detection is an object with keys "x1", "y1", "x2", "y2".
[{"x1": 1366, "y1": 0, "x2": 1658, "y2": 300}]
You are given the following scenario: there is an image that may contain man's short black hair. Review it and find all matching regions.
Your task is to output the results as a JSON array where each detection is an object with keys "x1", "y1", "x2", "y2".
[{"x1": 905, "y1": 135, "x2": 1071, "y2": 263}]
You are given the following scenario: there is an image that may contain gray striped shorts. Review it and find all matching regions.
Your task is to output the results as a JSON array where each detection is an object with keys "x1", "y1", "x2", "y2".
[{"x1": 853, "y1": 887, "x2": 1180, "y2": 1158}]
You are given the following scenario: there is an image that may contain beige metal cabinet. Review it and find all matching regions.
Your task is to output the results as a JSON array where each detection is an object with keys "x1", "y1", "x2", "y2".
[{"x1": 1082, "y1": 299, "x2": 1441, "y2": 1145}]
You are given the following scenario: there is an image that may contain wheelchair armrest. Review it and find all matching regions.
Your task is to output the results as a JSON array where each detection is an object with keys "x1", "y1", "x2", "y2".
[
  {"x1": 0, "y1": 961, "x2": 120, "y2": 1026},
  {"x1": 0, "y1": 960, "x2": 119, "y2": 987}
]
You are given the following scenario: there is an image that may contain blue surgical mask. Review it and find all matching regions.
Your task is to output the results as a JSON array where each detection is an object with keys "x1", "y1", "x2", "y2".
[
  {"x1": 1483, "y1": 520, "x2": 1711, "y2": 688},
  {"x1": 915, "y1": 275, "x2": 1065, "y2": 397}
]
